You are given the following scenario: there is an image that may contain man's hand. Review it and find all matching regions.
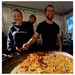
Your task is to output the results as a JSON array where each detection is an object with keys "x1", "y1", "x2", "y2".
[
  {"x1": 22, "y1": 43, "x2": 30, "y2": 50},
  {"x1": 22, "y1": 32, "x2": 40, "y2": 50}
]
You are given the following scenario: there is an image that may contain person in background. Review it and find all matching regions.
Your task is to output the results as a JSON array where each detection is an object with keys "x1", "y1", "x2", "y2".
[
  {"x1": 26, "y1": 14, "x2": 37, "y2": 35},
  {"x1": 28, "y1": 14, "x2": 37, "y2": 26},
  {"x1": 22, "y1": 5, "x2": 62, "y2": 52},
  {"x1": 7, "y1": 9, "x2": 34, "y2": 53},
  {"x1": 26, "y1": 14, "x2": 37, "y2": 51}
]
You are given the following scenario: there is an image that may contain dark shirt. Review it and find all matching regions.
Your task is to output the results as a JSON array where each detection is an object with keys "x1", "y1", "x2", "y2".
[
  {"x1": 36, "y1": 21, "x2": 59, "y2": 50},
  {"x1": 7, "y1": 22, "x2": 34, "y2": 53},
  {"x1": 26, "y1": 21, "x2": 37, "y2": 50},
  {"x1": 26, "y1": 21, "x2": 34, "y2": 34}
]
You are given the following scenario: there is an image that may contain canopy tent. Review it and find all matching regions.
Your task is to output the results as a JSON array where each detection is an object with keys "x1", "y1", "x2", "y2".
[
  {"x1": 2, "y1": 1, "x2": 73, "y2": 36},
  {"x1": 2, "y1": 1, "x2": 73, "y2": 17}
]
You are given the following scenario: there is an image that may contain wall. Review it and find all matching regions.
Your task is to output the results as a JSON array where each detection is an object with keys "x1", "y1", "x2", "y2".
[{"x1": 2, "y1": 7, "x2": 64, "y2": 36}]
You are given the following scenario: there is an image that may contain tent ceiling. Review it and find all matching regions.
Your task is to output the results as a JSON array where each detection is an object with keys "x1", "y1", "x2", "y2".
[{"x1": 2, "y1": 1, "x2": 73, "y2": 16}]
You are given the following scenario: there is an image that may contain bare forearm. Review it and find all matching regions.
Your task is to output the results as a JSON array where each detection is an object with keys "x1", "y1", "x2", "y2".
[
  {"x1": 22, "y1": 33, "x2": 39, "y2": 50},
  {"x1": 27, "y1": 32, "x2": 39, "y2": 46},
  {"x1": 57, "y1": 34, "x2": 62, "y2": 51},
  {"x1": 27, "y1": 36, "x2": 37, "y2": 46},
  {"x1": 58, "y1": 39, "x2": 62, "y2": 49}
]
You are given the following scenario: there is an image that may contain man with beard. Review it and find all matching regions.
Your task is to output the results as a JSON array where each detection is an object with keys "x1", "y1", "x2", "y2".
[{"x1": 22, "y1": 5, "x2": 62, "y2": 52}]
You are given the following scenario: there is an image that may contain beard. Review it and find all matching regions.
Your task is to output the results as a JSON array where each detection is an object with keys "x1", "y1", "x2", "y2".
[{"x1": 46, "y1": 15, "x2": 54, "y2": 20}]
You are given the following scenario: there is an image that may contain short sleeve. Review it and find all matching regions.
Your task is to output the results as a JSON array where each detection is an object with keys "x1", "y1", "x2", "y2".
[{"x1": 36, "y1": 23, "x2": 41, "y2": 34}]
